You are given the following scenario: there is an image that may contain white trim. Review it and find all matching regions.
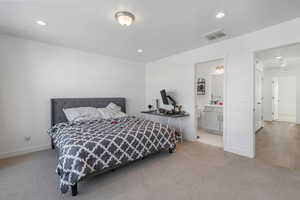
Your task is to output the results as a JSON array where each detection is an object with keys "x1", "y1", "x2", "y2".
[
  {"x1": 250, "y1": 53, "x2": 256, "y2": 158},
  {"x1": 194, "y1": 57, "x2": 226, "y2": 150},
  {"x1": 0, "y1": 144, "x2": 50, "y2": 159},
  {"x1": 224, "y1": 146, "x2": 254, "y2": 158},
  {"x1": 223, "y1": 55, "x2": 228, "y2": 151}
]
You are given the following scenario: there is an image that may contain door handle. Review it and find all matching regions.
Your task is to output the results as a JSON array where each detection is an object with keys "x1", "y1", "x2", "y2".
[{"x1": 257, "y1": 102, "x2": 261, "y2": 104}]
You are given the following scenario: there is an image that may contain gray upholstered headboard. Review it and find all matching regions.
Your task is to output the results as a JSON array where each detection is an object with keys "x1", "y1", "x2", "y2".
[{"x1": 51, "y1": 98, "x2": 126, "y2": 126}]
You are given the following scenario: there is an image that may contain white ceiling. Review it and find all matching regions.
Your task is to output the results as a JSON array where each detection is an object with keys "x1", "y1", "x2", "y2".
[
  {"x1": 256, "y1": 43, "x2": 300, "y2": 69},
  {"x1": 1, "y1": 0, "x2": 300, "y2": 62}
]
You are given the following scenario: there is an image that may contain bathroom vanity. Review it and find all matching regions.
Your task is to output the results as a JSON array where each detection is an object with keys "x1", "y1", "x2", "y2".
[{"x1": 199, "y1": 105, "x2": 223, "y2": 135}]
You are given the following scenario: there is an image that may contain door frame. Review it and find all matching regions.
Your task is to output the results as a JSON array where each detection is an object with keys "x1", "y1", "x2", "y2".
[
  {"x1": 193, "y1": 57, "x2": 227, "y2": 150},
  {"x1": 255, "y1": 67, "x2": 264, "y2": 131},
  {"x1": 272, "y1": 77, "x2": 279, "y2": 120},
  {"x1": 253, "y1": 42, "x2": 300, "y2": 159}
]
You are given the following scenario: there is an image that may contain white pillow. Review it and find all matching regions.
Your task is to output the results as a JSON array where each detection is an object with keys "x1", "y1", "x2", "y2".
[
  {"x1": 106, "y1": 102, "x2": 121, "y2": 111},
  {"x1": 97, "y1": 108, "x2": 127, "y2": 119},
  {"x1": 63, "y1": 107, "x2": 101, "y2": 122}
]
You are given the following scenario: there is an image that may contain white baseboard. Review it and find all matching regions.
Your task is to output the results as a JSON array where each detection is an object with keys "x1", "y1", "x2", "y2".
[
  {"x1": 278, "y1": 114, "x2": 296, "y2": 123},
  {"x1": 0, "y1": 144, "x2": 51, "y2": 159},
  {"x1": 224, "y1": 146, "x2": 253, "y2": 158}
]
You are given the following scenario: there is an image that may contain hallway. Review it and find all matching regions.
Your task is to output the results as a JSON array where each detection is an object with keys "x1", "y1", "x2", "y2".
[{"x1": 256, "y1": 121, "x2": 300, "y2": 169}]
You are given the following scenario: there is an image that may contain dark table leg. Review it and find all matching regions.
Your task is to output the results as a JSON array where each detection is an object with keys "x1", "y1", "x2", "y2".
[
  {"x1": 51, "y1": 139, "x2": 55, "y2": 150},
  {"x1": 71, "y1": 183, "x2": 78, "y2": 196},
  {"x1": 169, "y1": 144, "x2": 176, "y2": 153}
]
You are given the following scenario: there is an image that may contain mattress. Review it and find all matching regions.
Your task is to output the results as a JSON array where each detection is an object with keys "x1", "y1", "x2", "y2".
[{"x1": 48, "y1": 116, "x2": 176, "y2": 193}]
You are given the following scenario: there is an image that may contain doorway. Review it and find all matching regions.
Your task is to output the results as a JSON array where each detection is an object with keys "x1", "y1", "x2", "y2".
[
  {"x1": 272, "y1": 76, "x2": 296, "y2": 122},
  {"x1": 254, "y1": 43, "x2": 300, "y2": 169},
  {"x1": 194, "y1": 59, "x2": 224, "y2": 148}
]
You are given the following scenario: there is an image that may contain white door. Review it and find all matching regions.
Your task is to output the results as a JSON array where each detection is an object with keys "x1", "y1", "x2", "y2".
[
  {"x1": 272, "y1": 77, "x2": 279, "y2": 120},
  {"x1": 277, "y1": 76, "x2": 296, "y2": 122},
  {"x1": 255, "y1": 69, "x2": 263, "y2": 131}
]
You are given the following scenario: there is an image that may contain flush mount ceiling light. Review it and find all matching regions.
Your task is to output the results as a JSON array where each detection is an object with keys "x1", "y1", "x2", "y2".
[
  {"x1": 115, "y1": 11, "x2": 135, "y2": 26},
  {"x1": 216, "y1": 11, "x2": 225, "y2": 19},
  {"x1": 276, "y1": 56, "x2": 283, "y2": 59},
  {"x1": 137, "y1": 49, "x2": 143, "y2": 53},
  {"x1": 36, "y1": 20, "x2": 47, "y2": 26}
]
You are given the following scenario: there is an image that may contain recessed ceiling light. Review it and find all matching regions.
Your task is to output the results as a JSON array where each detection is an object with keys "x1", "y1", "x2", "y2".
[
  {"x1": 281, "y1": 63, "x2": 286, "y2": 67},
  {"x1": 115, "y1": 11, "x2": 135, "y2": 26},
  {"x1": 216, "y1": 11, "x2": 225, "y2": 19},
  {"x1": 137, "y1": 49, "x2": 143, "y2": 53},
  {"x1": 276, "y1": 56, "x2": 282, "y2": 59},
  {"x1": 36, "y1": 20, "x2": 47, "y2": 26}
]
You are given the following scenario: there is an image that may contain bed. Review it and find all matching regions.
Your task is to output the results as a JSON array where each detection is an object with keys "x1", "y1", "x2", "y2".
[{"x1": 48, "y1": 98, "x2": 176, "y2": 196}]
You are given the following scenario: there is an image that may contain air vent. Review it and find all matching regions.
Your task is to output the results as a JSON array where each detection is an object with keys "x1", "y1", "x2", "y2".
[{"x1": 204, "y1": 30, "x2": 226, "y2": 41}]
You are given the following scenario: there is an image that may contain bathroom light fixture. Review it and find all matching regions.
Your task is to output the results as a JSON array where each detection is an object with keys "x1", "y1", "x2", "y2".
[
  {"x1": 36, "y1": 20, "x2": 47, "y2": 26},
  {"x1": 276, "y1": 56, "x2": 282, "y2": 59},
  {"x1": 137, "y1": 49, "x2": 143, "y2": 53},
  {"x1": 216, "y1": 11, "x2": 225, "y2": 19},
  {"x1": 215, "y1": 65, "x2": 224, "y2": 74},
  {"x1": 115, "y1": 11, "x2": 135, "y2": 26}
]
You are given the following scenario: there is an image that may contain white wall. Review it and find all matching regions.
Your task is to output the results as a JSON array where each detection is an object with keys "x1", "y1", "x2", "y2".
[
  {"x1": 0, "y1": 34, "x2": 145, "y2": 159},
  {"x1": 263, "y1": 67, "x2": 300, "y2": 123},
  {"x1": 145, "y1": 17, "x2": 300, "y2": 158}
]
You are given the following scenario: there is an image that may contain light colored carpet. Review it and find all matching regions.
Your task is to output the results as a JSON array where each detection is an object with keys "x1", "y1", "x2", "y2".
[
  {"x1": 0, "y1": 142, "x2": 300, "y2": 200},
  {"x1": 256, "y1": 121, "x2": 300, "y2": 169}
]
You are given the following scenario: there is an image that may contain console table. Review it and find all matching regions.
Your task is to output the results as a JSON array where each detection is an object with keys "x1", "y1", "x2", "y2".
[{"x1": 141, "y1": 111, "x2": 189, "y2": 143}]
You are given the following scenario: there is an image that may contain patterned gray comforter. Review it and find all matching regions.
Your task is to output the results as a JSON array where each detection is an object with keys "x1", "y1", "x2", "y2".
[{"x1": 48, "y1": 116, "x2": 176, "y2": 193}]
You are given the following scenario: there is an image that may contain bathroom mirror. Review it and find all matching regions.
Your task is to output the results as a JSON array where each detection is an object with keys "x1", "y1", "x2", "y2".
[{"x1": 210, "y1": 74, "x2": 224, "y2": 99}]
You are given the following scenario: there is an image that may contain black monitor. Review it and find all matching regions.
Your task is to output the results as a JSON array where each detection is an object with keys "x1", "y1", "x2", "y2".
[
  {"x1": 160, "y1": 89, "x2": 177, "y2": 112},
  {"x1": 160, "y1": 89, "x2": 169, "y2": 105}
]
